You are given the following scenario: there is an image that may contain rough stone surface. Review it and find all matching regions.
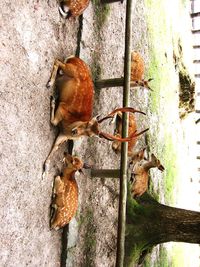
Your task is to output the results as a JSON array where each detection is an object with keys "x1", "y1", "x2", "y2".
[{"x1": 0, "y1": 1, "x2": 150, "y2": 266}]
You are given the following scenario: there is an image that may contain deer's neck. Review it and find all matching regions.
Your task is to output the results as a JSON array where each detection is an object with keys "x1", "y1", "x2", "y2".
[
  {"x1": 63, "y1": 168, "x2": 76, "y2": 181},
  {"x1": 142, "y1": 161, "x2": 156, "y2": 172}
]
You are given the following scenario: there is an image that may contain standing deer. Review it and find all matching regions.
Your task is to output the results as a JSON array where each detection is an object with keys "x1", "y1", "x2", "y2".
[
  {"x1": 112, "y1": 112, "x2": 148, "y2": 156},
  {"x1": 59, "y1": 0, "x2": 90, "y2": 18},
  {"x1": 44, "y1": 56, "x2": 148, "y2": 171},
  {"x1": 131, "y1": 51, "x2": 152, "y2": 90},
  {"x1": 50, "y1": 153, "x2": 83, "y2": 230},
  {"x1": 129, "y1": 149, "x2": 165, "y2": 198}
]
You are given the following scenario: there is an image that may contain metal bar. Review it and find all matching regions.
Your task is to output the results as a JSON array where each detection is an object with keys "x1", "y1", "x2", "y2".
[
  {"x1": 196, "y1": 110, "x2": 200, "y2": 113},
  {"x1": 197, "y1": 156, "x2": 200, "y2": 160},
  {"x1": 95, "y1": 78, "x2": 124, "y2": 88},
  {"x1": 193, "y1": 45, "x2": 200, "y2": 49},
  {"x1": 195, "y1": 74, "x2": 200, "y2": 78},
  {"x1": 91, "y1": 169, "x2": 120, "y2": 178},
  {"x1": 193, "y1": 60, "x2": 200, "y2": 63},
  {"x1": 116, "y1": 0, "x2": 133, "y2": 266},
  {"x1": 95, "y1": 77, "x2": 140, "y2": 89},
  {"x1": 192, "y1": 29, "x2": 200, "y2": 34},
  {"x1": 191, "y1": 12, "x2": 200, "y2": 18},
  {"x1": 101, "y1": 0, "x2": 124, "y2": 3},
  {"x1": 197, "y1": 141, "x2": 200, "y2": 145}
]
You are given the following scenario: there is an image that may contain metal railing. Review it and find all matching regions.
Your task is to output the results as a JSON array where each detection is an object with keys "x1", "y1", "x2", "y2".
[{"x1": 60, "y1": 0, "x2": 134, "y2": 266}]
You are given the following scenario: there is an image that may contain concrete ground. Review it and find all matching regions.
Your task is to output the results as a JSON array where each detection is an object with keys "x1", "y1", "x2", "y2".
[{"x1": 0, "y1": 1, "x2": 149, "y2": 266}]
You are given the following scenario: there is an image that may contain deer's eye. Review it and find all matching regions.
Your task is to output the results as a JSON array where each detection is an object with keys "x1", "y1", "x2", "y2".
[{"x1": 71, "y1": 129, "x2": 78, "y2": 135}]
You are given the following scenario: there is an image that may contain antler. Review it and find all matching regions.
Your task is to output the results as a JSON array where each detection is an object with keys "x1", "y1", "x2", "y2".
[
  {"x1": 97, "y1": 107, "x2": 149, "y2": 142},
  {"x1": 97, "y1": 107, "x2": 146, "y2": 123},
  {"x1": 99, "y1": 128, "x2": 149, "y2": 142}
]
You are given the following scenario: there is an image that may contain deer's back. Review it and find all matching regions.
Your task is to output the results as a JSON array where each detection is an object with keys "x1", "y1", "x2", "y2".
[
  {"x1": 65, "y1": 0, "x2": 90, "y2": 17},
  {"x1": 54, "y1": 178, "x2": 78, "y2": 228},
  {"x1": 127, "y1": 113, "x2": 137, "y2": 153},
  {"x1": 57, "y1": 57, "x2": 94, "y2": 123},
  {"x1": 131, "y1": 52, "x2": 144, "y2": 81},
  {"x1": 131, "y1": 166, "x2": 148, "y2": 197}
]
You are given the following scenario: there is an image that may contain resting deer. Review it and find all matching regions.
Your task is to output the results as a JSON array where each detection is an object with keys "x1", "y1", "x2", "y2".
[
  {"x1": 112, "y1": 112, "x2": 148, "y2": 156},
  {"x1": 130, "y1": 149, "x2": 165, "y2": 198},
  {"x1": 50, "y1": 153, "x2": 84, "y2": 230},
  {"x1": 131, "y1": 51, "x2": 152, "y2": 90},
  {"x1": 59, "y1": 0, "x2": 90, "y2": 18},
  {"x1": 44, "y1": 56, "x2": 148, "y2": 171}
]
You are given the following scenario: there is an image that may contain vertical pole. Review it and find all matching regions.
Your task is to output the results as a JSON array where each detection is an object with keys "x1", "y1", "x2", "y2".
[{"x1": 116, "y1": 0, "x2": 133, "y2": 266}]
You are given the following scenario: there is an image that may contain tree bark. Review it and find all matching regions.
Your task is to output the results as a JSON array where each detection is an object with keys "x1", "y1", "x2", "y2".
[{"x1": 125, "y1": 193, "x2": 200, "y2": 266}]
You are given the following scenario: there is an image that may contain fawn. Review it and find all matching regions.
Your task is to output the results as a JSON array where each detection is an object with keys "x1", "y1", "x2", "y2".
[
  {"x1": 129, "y1": 149, "x2": 164, "y2": 198},
  {"x1": 112, "y1": 112, "x2": 148, "y2": 156},
  {"x1": 45, "y1": 56, "x2": 148, "y2": 171},
  {"x1": 59, "y1": 0, "x2": 90, "y2": 18},
  {"x1": 131, "y1": 51, "x2": 152, "y2": 90},
  {"x1": 50, "y1": 153, "x2": 83, "y2": 230}
]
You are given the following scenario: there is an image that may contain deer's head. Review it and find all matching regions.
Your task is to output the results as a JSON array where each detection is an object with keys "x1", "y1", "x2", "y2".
[
  {"x1": 63, "y1": 153, "x2": 84, "y2": 171},
  {"x1": 150, "y1": 154, "x2": 165, "y2": 172},
  {"x1": 67, "y1": 107, "x2": 149, "y2": 142}
]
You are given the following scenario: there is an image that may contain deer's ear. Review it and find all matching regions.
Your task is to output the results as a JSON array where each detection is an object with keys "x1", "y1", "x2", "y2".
[
  {"x1": 159, "y1": 164, "x2": 165, "y2": 172},
  {"x1": 139, "y1": 148, "x2": 145, "y2": 159},
  {"x1": 83, "y1": 163, "x2": 91, "y2": 169}
]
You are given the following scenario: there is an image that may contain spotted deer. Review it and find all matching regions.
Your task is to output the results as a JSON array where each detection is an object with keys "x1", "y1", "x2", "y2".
[
  {"x1": 59, "y1": 0, "x2": 90, "y2": 18},
  {"x1": 131, "y1": 51, "x2": 152, "y2": 90},
  {"x1": 130, "y1": 149, "x2": 165, "y2": 198},
  {"x1": 44, "y1": 56, "x2": 148, "y2": 171},
  {"x1": 112, "y1": 112, "x2": 148, "y2": 156},
  {"x1": 50, "y1": 153, "x2": 83, "y2": 230}
]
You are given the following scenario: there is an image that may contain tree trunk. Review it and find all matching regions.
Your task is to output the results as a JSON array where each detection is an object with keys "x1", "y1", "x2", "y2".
[{"x1": 125, "y1": 193, "x2": 200, "y2": 266}]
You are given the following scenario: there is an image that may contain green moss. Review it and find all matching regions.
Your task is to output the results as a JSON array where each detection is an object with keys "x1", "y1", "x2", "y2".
[
  {"x1": 81, "y1": 208, "x2": 97, "y2": 267},
  {"x1": 162, "y1": 135, "x2": 178, "y2": 204},
  {"x1": 91, "y1": 51, "x2": 102, "y2": 81},
  {"x1": 91, "y1": 0, "x2": 110, "y2": 31}
]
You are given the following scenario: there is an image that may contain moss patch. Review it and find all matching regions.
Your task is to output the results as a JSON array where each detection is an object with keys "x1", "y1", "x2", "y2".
[
  {"x1": 80, "y1": 208, "x2": 97, "y2": 267},
  {"x1": 91, "y1": 0, "x2": 110, "y2": 31}
]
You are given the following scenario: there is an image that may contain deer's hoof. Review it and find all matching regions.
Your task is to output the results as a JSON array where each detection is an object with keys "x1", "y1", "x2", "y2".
[
  {"x1": 46, "y1": 80, "x2": 53, "y2": 89},
  {"x1": 58, "y1": 3, "x2": 69, "y2": 19},
  {"x1": 43, "y1": 159, "x2": 50, "y2": 174}
]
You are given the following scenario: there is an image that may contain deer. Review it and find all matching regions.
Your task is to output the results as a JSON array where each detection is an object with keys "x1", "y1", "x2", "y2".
[
  {"x1": 129, "y1": 149, "x2": 165, "y2": 198},
  {"x1": 112, "y1": 111, "x2": 148, "y2": 156},
  {"x1": 131, "y1": 51, "x2": 152, "y2": 90},
  {"x1": 50, "y1": 153, "x2": 84, "y2": 230},
  {"x1": 44, "y1": 56, "x2": 148, "y2": 172},
  {"x1": 58, "y1": 0, "x2": 90, "y2": 18}
]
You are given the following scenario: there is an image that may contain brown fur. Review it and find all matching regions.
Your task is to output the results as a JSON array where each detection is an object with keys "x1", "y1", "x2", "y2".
[
  {"x1": 130, "y1": 151, "x2": 164, "y2": 198},
  {"x1": 44, "y1": 57, "x2": 148, "y2": 171},
  {"x1": 131, "y1": 51, "x2": 152, "y2": 90},
  {"x1": 60, "y1": 0, "x2": 90, "y2": 17},
  {"x1": 44, "y1": 56, "x2": 94, "y2": 169},
  {"x1": 112, "y1": 112, "x2": 148, "y2": 156},
  {"x1": 50, "y1": 154, "x2": 83, "y2": 230}
]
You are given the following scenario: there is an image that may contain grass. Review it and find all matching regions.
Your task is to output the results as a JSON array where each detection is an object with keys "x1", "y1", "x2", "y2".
[
  {"x1": 142, "y1": 0, "x2": 195, "y2": 266},
  {"x1": 145, "y1": 0, "x2": 186, "y2": 203},
  {"x1": 144, "y1": 245, "x2": 169, "y2": 267}
]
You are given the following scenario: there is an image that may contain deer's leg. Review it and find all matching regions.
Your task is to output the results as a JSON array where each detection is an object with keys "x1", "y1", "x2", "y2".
[
  {"x1": 50, "y1": 96, "x2": 63, "y2": 126},
  {"x1": 47, "y1": 59, "x2": 67, "y2": 88},
  {"x1": 47, "y1": 59, "x2": 78, "y2": 88},
  {"x1": 44, "y1": 134, "x2": 68, "y2": 172},
  {"x1": 54, "y1": 176, "x2": 64, "y2": 195}
]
